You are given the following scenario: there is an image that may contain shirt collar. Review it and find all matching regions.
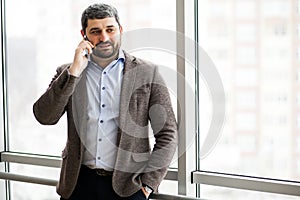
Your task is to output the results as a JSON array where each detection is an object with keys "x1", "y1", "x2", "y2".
[{"x1": 118, "y1": 49, "x2": 125, "y2": 61}]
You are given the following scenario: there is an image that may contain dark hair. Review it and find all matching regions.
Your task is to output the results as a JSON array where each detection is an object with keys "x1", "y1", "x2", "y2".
[{"x1": 81, "y1": 3, "x2": 121, "y2": 33}]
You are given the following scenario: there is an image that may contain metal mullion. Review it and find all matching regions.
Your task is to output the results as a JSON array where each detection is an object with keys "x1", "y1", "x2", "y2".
[
  {"x1": 1, "y1": 0, "x2": 8, "y2": 153},
  {"x1": 1, "y1": 0, "x2": 10, "y2": 199},
  {"x1": 176, "y1": 0, "x2": 187, "y2": 196},
  {"x1": 193, "y1": 0, "x2": 201, "y2": 198}
]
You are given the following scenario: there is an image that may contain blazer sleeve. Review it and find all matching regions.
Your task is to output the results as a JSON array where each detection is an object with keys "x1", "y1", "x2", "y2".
[
  {"x1": 141, "y1": 66, "x2": 178, "y2": 191},
  {"x1": 33, "y1": 64, "x2": 80, "y2": 125}
]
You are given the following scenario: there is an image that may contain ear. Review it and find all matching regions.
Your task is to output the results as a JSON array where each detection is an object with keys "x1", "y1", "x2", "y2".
[
  {"x1": 80, "y1": 30, "x2": 85, "y2": 37},
  {"x1": 119, "y1": 26, "x2": 123, "y2": 34}
]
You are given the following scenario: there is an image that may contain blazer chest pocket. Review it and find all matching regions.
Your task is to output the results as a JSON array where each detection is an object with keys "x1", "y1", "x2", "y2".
[
  {"x1": 130, "y1": 87, "x2": 151, "y2": 116},
  {"x1": 131, "y1": 85, "x2": 150, "y2": 101}
]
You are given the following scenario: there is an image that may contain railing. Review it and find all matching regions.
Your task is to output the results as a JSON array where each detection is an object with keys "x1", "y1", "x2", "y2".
[
  {"x1": 1, "y1": 151, "x2": 300, "y2": 199},
  {"x1": 192, "y1": 171, "x2": 300, "y2": 197},
  {"x1": 0, "y1": 151, "x2": 202, "y2": 200}
]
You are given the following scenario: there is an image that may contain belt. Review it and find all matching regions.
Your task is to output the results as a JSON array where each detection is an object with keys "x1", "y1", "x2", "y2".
[
  {"x1": 82, "y1": 165, "x2": 113, "y2": 176},
  {"x1": 95, "y1": 168, "x2": 113, "y2": 176}
]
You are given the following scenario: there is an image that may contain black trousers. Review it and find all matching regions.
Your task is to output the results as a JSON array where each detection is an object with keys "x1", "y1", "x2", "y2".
[{"x1": 60, "y1": 165, "x2": 148, "y2": 200}]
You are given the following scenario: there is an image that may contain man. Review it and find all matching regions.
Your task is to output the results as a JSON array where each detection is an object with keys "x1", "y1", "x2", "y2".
[{"x1": 33, "y1": 3, "x2": 177, "y2": 200}]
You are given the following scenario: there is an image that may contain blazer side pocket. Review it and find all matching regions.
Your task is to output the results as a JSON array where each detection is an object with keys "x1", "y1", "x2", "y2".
[{"x1": 132, "y1": 152, "x2": 151, "y2": 162}]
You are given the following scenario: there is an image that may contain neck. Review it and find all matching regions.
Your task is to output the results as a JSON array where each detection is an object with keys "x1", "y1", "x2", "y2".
[{"x1": 91, "y1": 52, "x2": 119, "y2": 68}]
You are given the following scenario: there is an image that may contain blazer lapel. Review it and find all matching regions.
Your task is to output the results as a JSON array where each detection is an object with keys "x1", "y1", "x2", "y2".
[
  {"x1": 118, "y1": 52, "x2": 137, "y2": 143},
  {"x1": 72, "y1": 69, "x2": 88, "y2": 145}
]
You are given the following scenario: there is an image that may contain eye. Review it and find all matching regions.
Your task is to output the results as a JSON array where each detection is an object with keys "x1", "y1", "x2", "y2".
[
  {"x1": 91, "y1": 30, "x2": 100, "y2": 34},
  {"x1": 106, "y1": 28, "x2": 115, "y2": 33}
]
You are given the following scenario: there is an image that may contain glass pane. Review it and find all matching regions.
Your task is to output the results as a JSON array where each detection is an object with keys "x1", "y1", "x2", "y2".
[
  {"x1": 6, "y1": 0, "x2": 177, "y2": 198},
  {"x1": 198, "y1": 0, "x2": 300, "y2": 183},
  {"x1": 6, "y1": 0, "x2": 177, "y2": 156},
  {"x1": 11, "y1": 182, "x2": 57, "y2": 200},
  {"x1": 158, "y1": 180, "x2": 178, "y2": 195},
  {"x1": 0, "y1": 163, "x2": 6, "y2": 200},
  {"x1": 0, "y1": 181, "x2": 5, "y2": 200},
  {"x1": 9, "y1": 163, "x2": 59, "y2": 200}
]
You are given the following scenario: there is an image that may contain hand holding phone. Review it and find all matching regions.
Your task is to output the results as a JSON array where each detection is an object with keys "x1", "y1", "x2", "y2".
[{"x1": 69, "y1": 36, "x2": 94, "y2": 77}]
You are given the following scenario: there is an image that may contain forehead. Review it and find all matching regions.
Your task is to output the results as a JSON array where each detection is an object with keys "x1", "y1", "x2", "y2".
[{"x1": 86, "y1": 17, "x2": 119, "y2": 29}]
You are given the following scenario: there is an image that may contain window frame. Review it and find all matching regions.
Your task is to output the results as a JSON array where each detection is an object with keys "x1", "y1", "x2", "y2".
[{"x1": 1, "y1": 0, "x2": 300, "y2": 199}]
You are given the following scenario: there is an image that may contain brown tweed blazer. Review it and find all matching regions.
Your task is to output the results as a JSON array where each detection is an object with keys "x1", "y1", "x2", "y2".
[{"x1": 33, "y1": 51, "x2": 177, "y2": 199}]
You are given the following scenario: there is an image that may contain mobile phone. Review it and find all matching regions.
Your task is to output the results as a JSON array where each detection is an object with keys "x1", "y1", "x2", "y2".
[
  {"x1": 82, "y1": 35, "x2": 89, "y2": 57},
  {"x1": 82, "y1": 49, "x2": 89, "y2": 57}
]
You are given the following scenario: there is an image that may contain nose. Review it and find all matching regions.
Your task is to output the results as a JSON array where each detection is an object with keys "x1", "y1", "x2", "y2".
[{"x1": 100, "y1": 32, "x2": 109, "y2": 42}]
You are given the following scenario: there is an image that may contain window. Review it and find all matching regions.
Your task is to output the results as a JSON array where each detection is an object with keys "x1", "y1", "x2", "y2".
[
  {"x1": 5, "y1": 0, "x2": 177, "y2": 199},
  {"x1": 198, "y1": 0, "x2": 300, "y2": 199},
  {"x1": 2, "y1": 1, "x2": 300, "y2": 199}
]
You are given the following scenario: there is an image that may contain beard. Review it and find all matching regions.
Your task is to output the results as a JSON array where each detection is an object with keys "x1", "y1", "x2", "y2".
[{"x1": 93, "y1": 39, "x2": 121, "y2": 59}]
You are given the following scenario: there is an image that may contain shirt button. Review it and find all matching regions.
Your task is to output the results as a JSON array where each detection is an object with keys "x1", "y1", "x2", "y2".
[
  {"x1": 99, "y1": 138, "x2": 102, "y2": 142},
  {"x1": 97, "y1": 157, "x2": 101, "y2": 160},
  {"x1": 102, "y1": 104, "x2": 105, "y2": 108},
  {"x1": 102, "y1": 87, "x2": 105, "y2": 90},
  {"x1": 100, "y1": 120, "x2": 104, "y2": 123},
  {"x1": 103, "y1": 72, "x2": 107, "y2": 75}
]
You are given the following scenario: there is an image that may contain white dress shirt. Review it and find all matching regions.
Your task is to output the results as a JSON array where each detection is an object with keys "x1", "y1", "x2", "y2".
[{"x1": 82, "y1": 50, "x2": 125, "y2": 171}]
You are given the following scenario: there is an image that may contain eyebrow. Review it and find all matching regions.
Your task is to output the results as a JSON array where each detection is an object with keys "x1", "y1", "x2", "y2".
[
  {"x1": 106, "y1": 25, "x2": 117, "y2": 28},
  {"x1": 89, "y1": 25, "x2": 117, "y2": 31}
]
